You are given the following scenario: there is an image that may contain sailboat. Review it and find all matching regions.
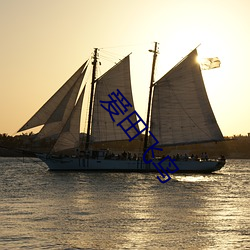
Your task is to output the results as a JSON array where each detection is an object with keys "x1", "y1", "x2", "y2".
[{"x1": 18, "y1": 43, "x2": 226, "y2": 173}]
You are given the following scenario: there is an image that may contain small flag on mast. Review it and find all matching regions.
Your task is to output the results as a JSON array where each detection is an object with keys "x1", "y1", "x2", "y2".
[{"x1": 200, "y1": 57, "x2": 221, "y2": 70}]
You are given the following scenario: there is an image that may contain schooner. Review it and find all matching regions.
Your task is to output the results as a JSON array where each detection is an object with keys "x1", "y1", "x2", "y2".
[{"x1": 18, "y1": 43, "x2": 225, "y2": 173}]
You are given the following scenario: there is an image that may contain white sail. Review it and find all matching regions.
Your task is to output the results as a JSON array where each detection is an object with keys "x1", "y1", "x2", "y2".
[
  {"x1": 35, "y1": 71, "x2": 85, "y2": 140},
  {"x1": 18, "y1": 61, "x2": 88, "y2": 132},
  {"x1": 91, "y1": 55, "x2": 140, "y2": 142},
  {"x1": 150, "y1": 49, "x2": 224, "y2": 146},
  {"x1": 52, "y1": 86, "x2": 85, "y2": 152}
]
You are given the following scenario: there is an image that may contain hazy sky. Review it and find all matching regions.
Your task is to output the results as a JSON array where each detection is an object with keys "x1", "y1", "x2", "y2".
[{"x1": 0, "y1": 0, "x2": 250, "y2": 136}]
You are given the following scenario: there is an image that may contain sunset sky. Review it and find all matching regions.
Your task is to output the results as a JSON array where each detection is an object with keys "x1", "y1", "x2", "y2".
[{"x1": 0, "y1": 0, "x2": 249, "y2": 136}]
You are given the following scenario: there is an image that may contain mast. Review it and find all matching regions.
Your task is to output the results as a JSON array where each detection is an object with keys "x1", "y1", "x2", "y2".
[
  {"x1": 143, "y1": 42, "x2": 158, "y2": 155},
  {"x1": 85, "y1": 48, "x2": 98, "y2": 155}
]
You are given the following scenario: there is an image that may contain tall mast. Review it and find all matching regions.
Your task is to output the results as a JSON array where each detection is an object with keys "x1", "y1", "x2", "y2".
[
  {"x1": 85, "y1": 48, "x2": 98, "y2": 154},
  {"x1": 143, "y1": 42, "x2": 158, "y2": 155}
]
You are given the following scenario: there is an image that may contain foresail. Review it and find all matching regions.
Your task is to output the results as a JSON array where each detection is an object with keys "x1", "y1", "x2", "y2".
[
  {"x1": 35, "y1": 71, "x2": 85, "y2": 140},
  {"x1": 52, "y1": 86, "x2": 85, "y2": 152},
  {"x1": 18, "y1": 61, "x2": 88, "y2": 132},
  {"x1": 91, "y1": 55, "x2": 139, "y2": 142},
  {"x1": 151, "y1": 49, "x2": 223, "y2": 146}
]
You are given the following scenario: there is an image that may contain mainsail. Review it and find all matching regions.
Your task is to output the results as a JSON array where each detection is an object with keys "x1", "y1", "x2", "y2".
[
  {"x1": 18, "y1": 61, "x2": 87, "y2": 133},
  {"x1": 52, "y1": 86, "x2": 85, "y2": 152},
  {"x1": 150, "y1": 49, "x2": 224, "y2": 146},
  {"x1": 91, "y1": 55, "x2": 139, "y2": 142}
]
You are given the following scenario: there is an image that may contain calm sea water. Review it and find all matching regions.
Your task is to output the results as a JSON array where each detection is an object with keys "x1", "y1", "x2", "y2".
[{"x1": 0, "y1": 158, "x2": 249, "y2": 250}]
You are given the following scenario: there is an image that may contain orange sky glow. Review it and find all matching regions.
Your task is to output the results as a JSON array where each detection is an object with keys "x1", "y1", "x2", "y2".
[{"x1": 0, "y1": 0, "x2": 250, "y2": 136}]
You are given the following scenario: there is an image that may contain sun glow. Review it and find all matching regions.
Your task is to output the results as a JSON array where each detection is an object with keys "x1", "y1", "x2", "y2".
[{"x1": 196, "y1": 55, "x2": 201, "y2": 64}]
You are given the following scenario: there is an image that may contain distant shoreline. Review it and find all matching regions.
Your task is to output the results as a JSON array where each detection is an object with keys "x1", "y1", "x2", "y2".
[
  {"x1": 0, "y1": 148, "x2": 35, "y2": 157},
  {"x1": 0, "y1": 148, "x2": 249, "y2": 159},
  {"x1": 1, "y1": 134, "x2": 250, "y2": 159}
]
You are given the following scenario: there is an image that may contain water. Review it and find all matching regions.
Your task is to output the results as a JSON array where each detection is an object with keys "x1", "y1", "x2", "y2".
[{"x1": 0, "y1": 158, "x2": 249, "y2": 249}]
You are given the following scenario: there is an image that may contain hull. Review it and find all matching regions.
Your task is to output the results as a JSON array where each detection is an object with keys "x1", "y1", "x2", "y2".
[{"x1": 39, "y1": 155, "x2": 225, "y2": 173}]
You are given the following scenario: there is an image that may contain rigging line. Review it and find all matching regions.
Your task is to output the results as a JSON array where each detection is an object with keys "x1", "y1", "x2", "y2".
[
  {"x1": 95, "y1": 54, "x2": 131, "y2": 83},
  {"x1": 99, "y1": 52, "x2": 121, "y2": 59},
  {"x1": 100, "y1": 49, "x2": 124, "y2": 57},
  {"x1": 100, "y1": 53, "x2": 124, "y2": 61},
  {"x1": 100, "y1": 49, "x2": 132, "y2": 59},
  {"x1": 99, "y1": 42, "x2": 150, "y2": 50},
  {"x1": 100, "y1": 50, "x2": 125, "y2": 57},
  {"x1": 99, "y1": 55, "x2": 120, "y2": 65},
  {"x1": 99, "y1": 52, "x2": 124, "y2": 63},
  {"x1": 99, "y1": 54, "x2": 117, "y2": 60}
]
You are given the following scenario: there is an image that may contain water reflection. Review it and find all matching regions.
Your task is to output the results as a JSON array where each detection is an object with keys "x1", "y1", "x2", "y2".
[
  {"x1": 173, "y1": 174, "x2": 216, "y2": 182},
  {"x1": 0, "y1": 158, "x2": 249, "y2": 249}
]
